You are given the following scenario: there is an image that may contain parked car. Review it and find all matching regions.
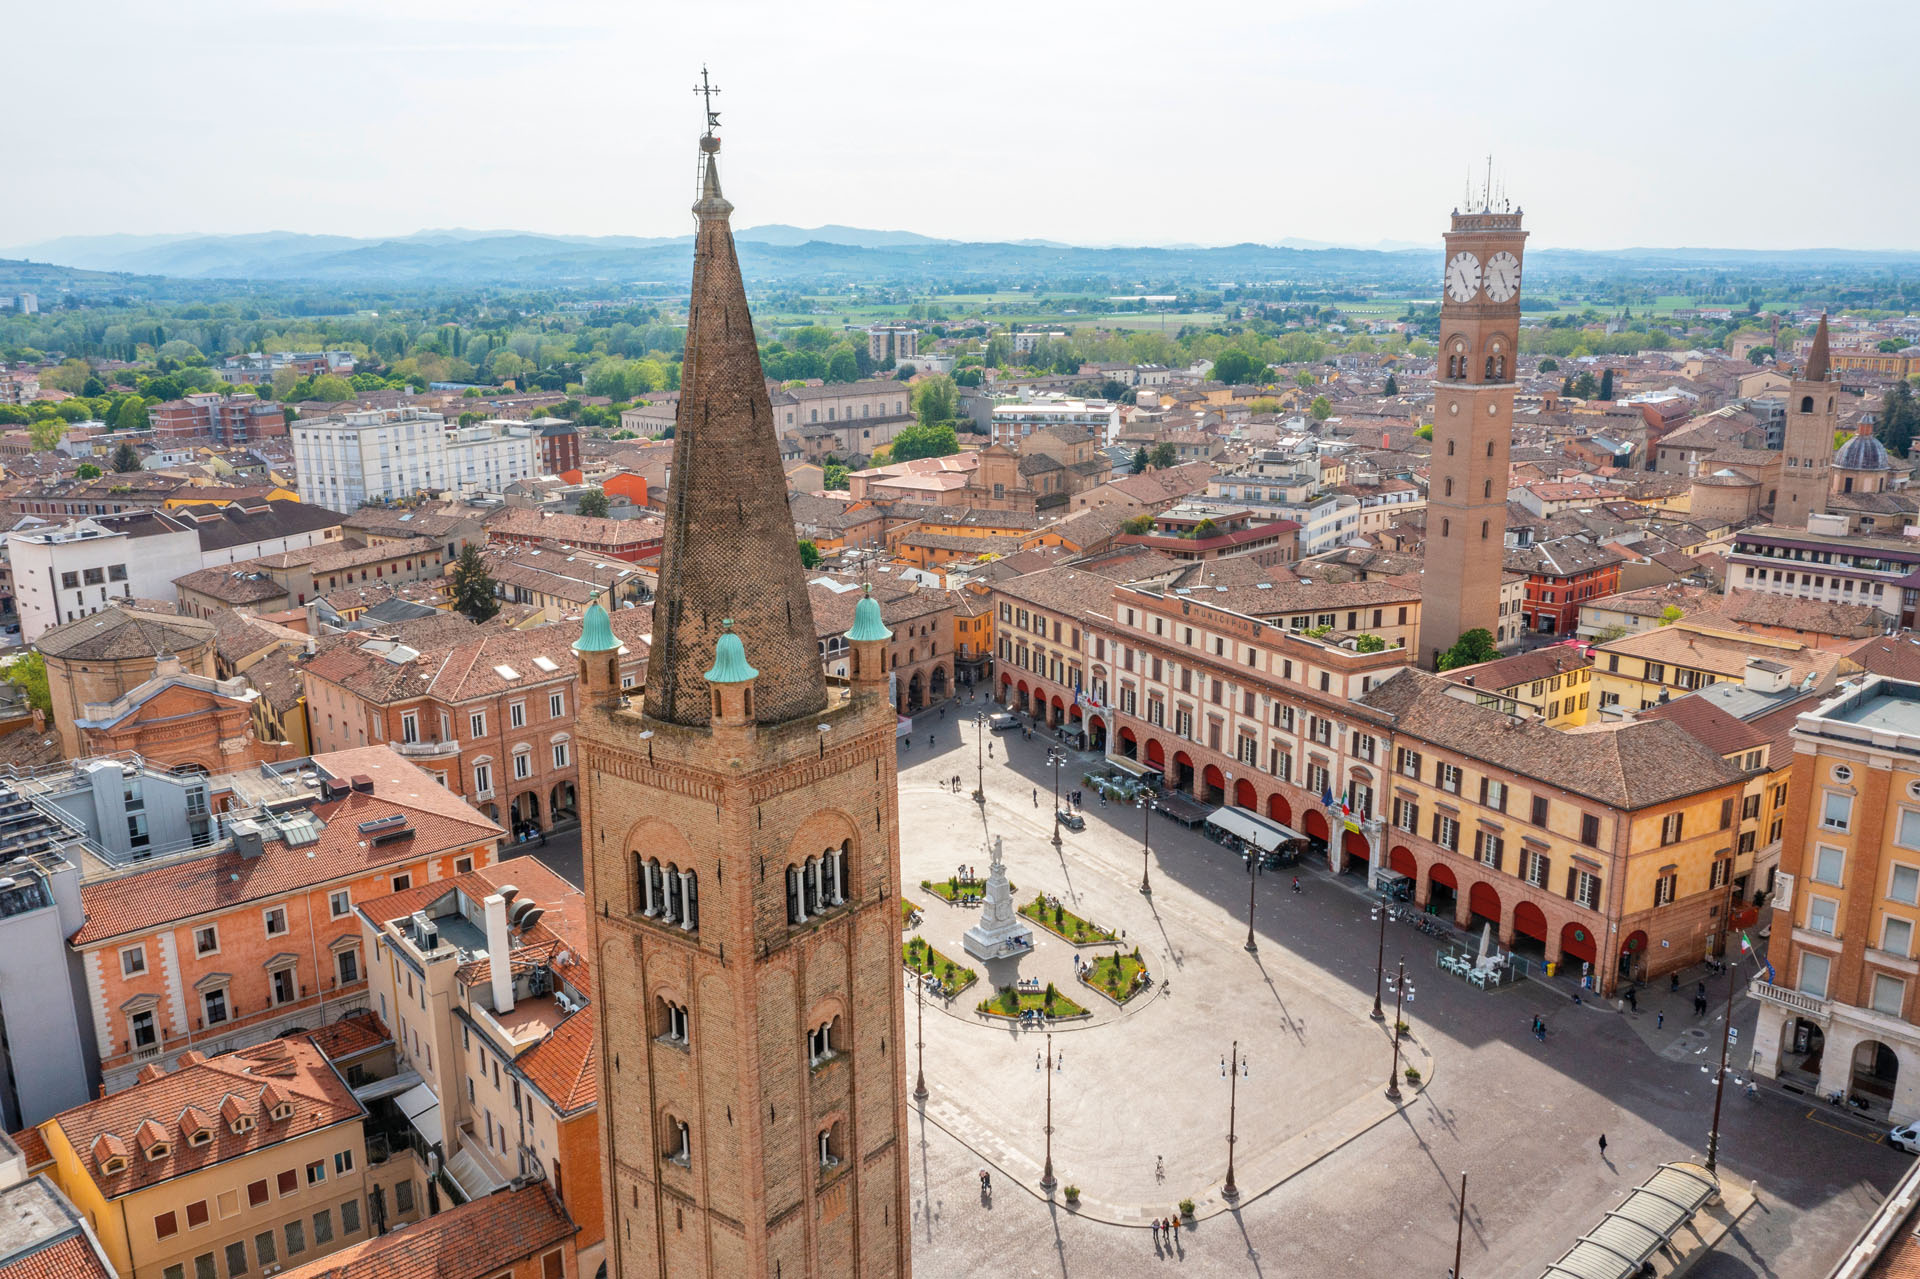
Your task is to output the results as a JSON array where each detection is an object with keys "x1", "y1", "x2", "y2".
[
  {"x1": 1055, "y1": 809, "x2": 1085, "y2": 832},
  {"x1": 987, "y1": 712, "x2": 1020, "y2": 732},
  {"x1": 1890, "y1": 1123, "x2": 1920, "y2": 1154}
]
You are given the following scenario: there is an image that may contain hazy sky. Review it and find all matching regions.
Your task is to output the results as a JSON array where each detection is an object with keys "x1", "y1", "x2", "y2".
[{"x1": 12, "y1": 0, "x2": 1916, "y2": 251}]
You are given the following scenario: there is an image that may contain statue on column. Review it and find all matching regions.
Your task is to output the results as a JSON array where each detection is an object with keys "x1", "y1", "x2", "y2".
[{"x1": 963, "y1": 835, "x2": 1032, "y2": 961}]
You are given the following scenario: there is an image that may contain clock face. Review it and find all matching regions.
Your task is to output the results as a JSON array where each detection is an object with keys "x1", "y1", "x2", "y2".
[
  {"x1": 1483, "y1": 251, "x2": 1521, "y2": 303},
  {"x1": 1444, "y1": 252, "x2": 1481, "y2": 304}
]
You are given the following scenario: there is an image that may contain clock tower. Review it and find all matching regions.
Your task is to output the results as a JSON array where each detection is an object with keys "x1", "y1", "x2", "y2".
[{"x1": 1421, "y1": 191, "x2": 1527, "y2": 666}]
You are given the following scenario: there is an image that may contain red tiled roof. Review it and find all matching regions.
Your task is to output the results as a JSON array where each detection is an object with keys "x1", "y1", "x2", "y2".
[
  {"x1": 7, "y1": 1128, "x2": 48, "y2": 1170},
  {"x1": 73, "y1": 746, "x2": 501, "y2": 946},
  {"x1": 516, "y1": 1005, "x2": 597, "y2": 1115},
  {"x1": 1634, "y1": 695, "x2": 1768, "y2": 757},
  {"x1": 46, "y1": 1039, "x2": 362, "y2": 1198},
  {"x1": 273, "y1": 1182, "x2": 576, "y2": 1279},
  {"x1": 303, "y1": 1009, "x2": 391, "y2": 1064},
  {"x1": 0, "y1": 1235, "x2": 115, "y2": 1279}
]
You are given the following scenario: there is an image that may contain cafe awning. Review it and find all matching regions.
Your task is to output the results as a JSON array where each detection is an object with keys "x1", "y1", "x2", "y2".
[{"x1": 1205, "y1": 807, "x2": 1306, "y2": 853}]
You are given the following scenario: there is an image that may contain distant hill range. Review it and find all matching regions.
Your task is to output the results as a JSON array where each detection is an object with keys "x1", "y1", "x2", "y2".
[{"x1": 4, "y1": 226, "x2": 1917, "y2": 288}]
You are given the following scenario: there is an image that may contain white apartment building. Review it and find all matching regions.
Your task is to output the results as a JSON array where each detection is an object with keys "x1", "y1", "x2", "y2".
[
  {"x1": 293, "y1": 409, "x2": 538, "y2": 508},
  {"x1": 7, "y1": 512, "x2": 202, "y2": 642},
  {"x1": 989, "y1": 398, "x2": 1122, "y2": 447},
  {"x1": 1208, "y1": 467, "x2": 1360, "y2": 555}
]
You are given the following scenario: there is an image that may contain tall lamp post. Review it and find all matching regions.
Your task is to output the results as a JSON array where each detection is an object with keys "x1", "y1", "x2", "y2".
[
  {"x1": 1705, "y1": 882, "x2": 1741, "y2": 1173},
  {"x1": 1385, "y1": 958, "x2": 1413, "y2": 1101},
  {"x1": 1136, "y1": 791, "x2": 1158, "y2": 895},
  {"x1": 912, "y1": 970, "x2": 928, "y2": 1101},
  {"x1": 1243, "y1": 839, "x2": 1260, "y2": 954},
  {"x1": 1222, "y1": 1041, "x2": 1247, "y2": 1200},
  {"x1": 1040, "y1": 1032, "x2": 1057, "y2": 1192},
  {"x1": 1046, "y1": 746, "x2": 1068, "y2": 847},
  {"x1": 1450, "y1": 1170, "x2": 1468, "y2": 1279},
  {"x1": 1368, "y1": 898, "x2": 1390, "y2": 1020},
  {"x1": 973, "y1": 712, "x2": 987, "y2": 804}
]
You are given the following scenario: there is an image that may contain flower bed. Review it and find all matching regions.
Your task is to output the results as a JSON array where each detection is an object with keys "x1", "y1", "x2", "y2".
[
  {"x1": 1083, "y1": 950, "x2": 1149, "y2": 1004},
  {"x1": 976, "y1": 983, "x2": 1088, "y2": 1019},
  {"x1": 921, "y1": 876, "x2": 1012, "y2": 905},
  {"x1": 902, "y1": 937, "x2": 976, "y2": 998},
  {"x1": 1018, "y1": 893, "x2": 1117, "y2": 945}
]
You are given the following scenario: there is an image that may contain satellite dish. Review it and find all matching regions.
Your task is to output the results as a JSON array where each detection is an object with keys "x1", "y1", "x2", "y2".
[{"x1": 516, "y1": 906, "x2": 546, "y2": 933}]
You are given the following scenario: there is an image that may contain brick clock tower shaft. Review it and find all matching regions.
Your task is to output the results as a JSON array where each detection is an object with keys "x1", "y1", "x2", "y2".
[{"x1": 1421, "y1": 196, "x2": 1528, "y2": 667}]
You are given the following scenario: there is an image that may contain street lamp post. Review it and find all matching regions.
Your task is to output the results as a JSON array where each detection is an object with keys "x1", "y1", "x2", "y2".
[
  {"x1": 1047, "y1": 746, "x2": 1067, "y2": 847},
  {"x1": 1222, "y1": 1041, "x2": 1246, "y2": 1199},
  {"x1": 912, "y1": 971, "x2": 928, "y2": 1101},
  {"x1": 1136, "y1": 792, "x2": 1157, "y2": 894},
  {"x1": 1451, "y1": 1170, "x2": 1467, "y2": 1279},
  {"x1": 1369, "y1": 899, "x2": 1389, "y2": 1020},
  {"x1": 1040, "y1": 1032, "x2": 1057, "y2": 1192},
  {"x1": 973, "y1": 713, "x2": 986, "y2": 804},
  {"x1": 1244, "y1": 847, "x2": 1259, "y2": 953},
  {"x1": 1385, "y1": 957, "x2": 1410, "y2": 1101},
  {"x1": 1705, "y1": 884, "x2": 1741, "y2": 1173}
]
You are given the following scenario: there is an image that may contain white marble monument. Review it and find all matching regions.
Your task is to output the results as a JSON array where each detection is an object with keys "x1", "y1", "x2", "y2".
[{"x1": 963, "y1": 835, "x2": 1032, "y2": 961}]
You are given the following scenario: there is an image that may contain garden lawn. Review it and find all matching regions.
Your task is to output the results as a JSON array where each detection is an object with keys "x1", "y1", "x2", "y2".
[
  {"x1": 1084, "y1": 951, "x2": 1148, "y2": 1004},
  {"x1": 902, "y1": 937, "x2": 976, "y2": 998},
  {"x1": 977, "y1": 985, "x2": 1087, "y2": 1019},
  {"x1": 921, "y1": 876, "x2": 1011, "y2": 904},
  {"x1": 1018, "y1": 893, "x2": 1116, "y2": 945}
]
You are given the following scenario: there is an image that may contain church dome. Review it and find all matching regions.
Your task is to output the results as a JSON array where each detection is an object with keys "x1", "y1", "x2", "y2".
[{"x1": 1835, "y1": 427, "x2": 1891, "y2": 472}]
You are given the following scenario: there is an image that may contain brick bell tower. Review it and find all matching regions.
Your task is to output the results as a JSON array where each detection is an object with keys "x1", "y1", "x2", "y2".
[
  {"x1": 1422, "y1": 180, "x2": 1527, "y2": 666},
  {"x1": 576, "y1": 113, "x2": 911, "y2": 1278},
  {"x1": 1777, "y1": 313, "x2": 1836, "y2": 526}
]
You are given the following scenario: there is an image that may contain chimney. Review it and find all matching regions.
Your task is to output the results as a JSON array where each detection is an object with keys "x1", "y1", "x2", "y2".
[{"x1": 483, "y1": 893, "x2": 515, "y2": 1015}]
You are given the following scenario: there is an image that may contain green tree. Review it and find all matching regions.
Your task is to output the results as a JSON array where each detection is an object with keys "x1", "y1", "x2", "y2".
[
  {"x1": 1353, "y1": 634, "x2": 1388, "y2": 653},
  {"x1": 310, "y1": 373, "x2": 355, "y2": 402},
  {"x1": 1130, "y1": 447, "x2": 1148, "y2": 474},
  {"x1": 114, "y1": 397, "x2": 149, "y2": 431},
  {"x1": 797, "y1": 539, "x2": 821, "y2": 569},
  {"x1": 4, "y1": 652, "x2": 49, "y2": 719},
  {"x1": 1150, "y1": 442, "x2": 1177, "y2": 469},
  {"x1": 1571, "y1": 372, "x2": 1599, "y2": 399},
  {"x1": 910, "y1": 375, "x2": 958, "y2": 426},
  {"x1": 27, "y1": 419, "x2": 65, "y2": 451},
  {"x1": 823, "y1": 463, "x2": 850, "y2": 490},
  {"x1": 1598, "y1": 368, "x2": 1614, "y2": 401},
  {"x1": 1190, "y1": 518, "x2": 1219, "y2": 539},
  {"x1": 826, "y1": 348, "x2": 860, "y2": 383},
  {"x1": 1414, "y1": 424, "x2": 1433, "y2": 440},
  {"x1": 1295, "y1": 371, "x2": 1315, "y2": 389},
  {"x1": 1539, "y1": 358, "x2": 1558, "y2": 372},
  {"x1": 1212, "y1": 349, "x2": 1256, "y2": 385},
  {"x1": 1309, "y1": 395, "x2": 1332, "y2": 421},
  {"x1": 1436, "y1": 628, "x2": 1500, "y2": 672},
  {"x1": 81, "y1": 376, "x2": 107, "y2": 398},
  {"x1": 890, "y1": 421, "x2": 959, "y2": 462},
  {"x1": 1658, "y1": 604, "x2": 1684, "y2": 626},
  {"x1": 111, "y1": 441, "x2": 143, "y2": 473},
  {"x1": 1880, "y1": 379, "x2": 1919, "y2": 458},
  {"x1": 450, "y1": 544, "x2": 500, "y2": 622},
  {"x1": 1382, "y1": 374, "x2": 1399, "y2": 396},
  {"x1": 953, "y1": 367, "x2": 983, "y2": 388},
  {"x1": 574, "y1": 488, "x2": 610, "y2": 519},
  {"x1": 1121, "y1": 514, "x2": 1156, "y2": 535},
  {"x1": 1880, "y1": 339, "x2": 1906, "y2": 354},
  {"x1": 75, "y1": 463, "x2": 101, "y2": 479}
]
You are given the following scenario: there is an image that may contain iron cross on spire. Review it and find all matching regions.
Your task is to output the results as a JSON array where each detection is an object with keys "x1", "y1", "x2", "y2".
[{"x1": 694, "y1": 65, "x2": 722, "y2": 136}]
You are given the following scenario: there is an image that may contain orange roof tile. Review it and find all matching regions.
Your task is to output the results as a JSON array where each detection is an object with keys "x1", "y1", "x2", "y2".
[
  {"x1": 48, "y1": 1039, "x2": 362, "y2": 1198},
  {"x1": 0, "y1": 1235, "x2": 115, "y2": 1279},
  {"x1": 273, "y1": 1182, "x2": 576, "y2": 1279},
  {"x1": 73, "y1": 745, "x2": 501, "y2": 946},
  {"x1": 515, "y1": 1006, "x2": 597, "y2": 1116},
  {"x1": 303, "y1": 1009, "x2": 391, "y2": 1064}
]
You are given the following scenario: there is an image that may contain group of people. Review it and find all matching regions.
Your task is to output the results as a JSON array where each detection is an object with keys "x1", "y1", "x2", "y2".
[{"x1": 1150, "y1": 1215, "x2": 1182, "y2": 1248}]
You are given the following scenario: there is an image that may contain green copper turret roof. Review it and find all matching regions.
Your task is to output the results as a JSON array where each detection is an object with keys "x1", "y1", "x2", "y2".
[
  {"x1": 849, "y1": 590, "x2": 892, "y2": 643},
  {"x1": 573, "y1": 601, "x2": 618, "y2": 653},
  {"x1": 704, "y1": 622, "x2": 759, "y2": 684}
]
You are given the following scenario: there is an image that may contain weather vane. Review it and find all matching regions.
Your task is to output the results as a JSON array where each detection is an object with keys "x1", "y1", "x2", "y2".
[{"x1": 694, "y1": 65, "x2": 722, "y2": 136}]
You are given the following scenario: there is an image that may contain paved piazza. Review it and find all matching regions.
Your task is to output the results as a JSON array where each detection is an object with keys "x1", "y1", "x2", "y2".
[{"x1": 883, "y1": 701, "x2": 1914, "y2": 1279}]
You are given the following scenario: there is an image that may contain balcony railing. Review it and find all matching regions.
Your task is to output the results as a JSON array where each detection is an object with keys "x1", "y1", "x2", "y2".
[
  {"x1": 395, "y1": 738, "x2": 461, "y2": 760},
  {"x1": 1751, "y1": 980, "x2": 1826, "y2": 1016}
]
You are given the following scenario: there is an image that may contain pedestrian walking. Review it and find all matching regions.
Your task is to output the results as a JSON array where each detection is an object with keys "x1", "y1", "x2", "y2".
[
  {"x1": 1598, "y1": 1134, "x2": 1608, "y2": 1158},
  {"x1": 1033, "y1": 788, "x2": 1039, "y2": 806},
  {"x1": 1657, "y1": 1012, "x2": 1664, "y2": 1030},
  {"x1": 1170, "y1": 1215, "x2": 1180, "y2": 1244},
  {"x1": 1292, "y1": 876, "x2": 1302, "y2": 894},
  {"x1": 1626, "y1": 987, "x2": 1637, "y2": 1012}
]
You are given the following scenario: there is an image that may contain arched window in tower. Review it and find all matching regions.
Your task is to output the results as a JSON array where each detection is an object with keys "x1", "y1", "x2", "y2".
[
  {"x1": 1446, "y1": 440, "x2": 1455, "y2": 457},
  {"x1": 657, "y1": 998, "x2": 689, "y2": 1045},
  {"x1": 1481, "y1": 521, "x2": 1489, "y2": 539},
  {"x1": 1441, "y1": 518, "x2": 1450, "y2": 538},
  {"x1": 665, "y1": 1117, "x2": 691, "y2": 1167},
  {"x1": 1444, "y1": 478, "x2": 1453, "y2": 497},
  {"x1": 819, "y1": 1122, "x2": 842, "y2": 1170},
  {"x1": 1486, "y1": 441, "x2": 1494, "y2": 458},
  {"x1": 806, "y1": 1016, "x2": 840, "y2": 1065},
  {"x1": 1828, "y1": 397, "x2": 1835, "y2": 412},
  {"x1": 1495, "y1": 355, "x2": 1506, "y2": 379},
  {"x1": 1485, "y1": 356, "x2": 1495, "y2": 380},
  {"x1": 1483, "y1": 479, "x2": 1492, "y2": 498},
  {"x1": 1801, "y1": 396, "x2": 1814, "y2": 413}
]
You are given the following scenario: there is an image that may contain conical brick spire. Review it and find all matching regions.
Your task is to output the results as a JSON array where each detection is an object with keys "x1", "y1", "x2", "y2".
[
  {"x1": 644, "y1": 132, "x2": 828, "y2": 728},
  {"x1": 1804, "y1": 313, "x2": 1831, "y2": 382}
]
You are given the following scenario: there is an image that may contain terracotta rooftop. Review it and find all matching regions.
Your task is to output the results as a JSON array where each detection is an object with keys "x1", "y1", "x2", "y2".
[
  {"x1": 35, "y1": 606, "x2": 214, "y2": 661},
  {"x1": 44, "y1": 1038, "x2": 362, "y2": 1198},
  {"x1": 271, "y1": 1181, "x2": 575, "y2": 1279},
  {"x1": 72, "y1": 745, "x2": 502, "y2": 946},
  {"x1": 1442, "y1": 644, "x2": 1591, "y2": 694},
  {"x1": 1633, "y1": 694, "x2": 1769, "y2": 758},
  {"x1": 1359, "y1": 669, "x2": 1747, "y2": 809}
]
